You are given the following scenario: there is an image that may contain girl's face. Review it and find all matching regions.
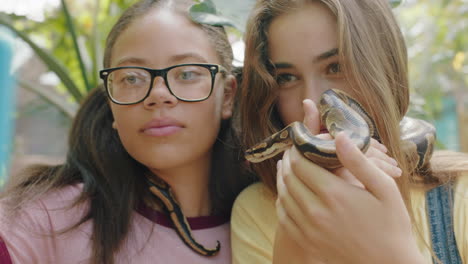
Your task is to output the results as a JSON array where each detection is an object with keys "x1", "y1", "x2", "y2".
[
  {"x1": 267, "y1": 2, "x2": 353, "y2": 127},
  {"x1": 109, "y1": 9, "x2": 235, "y2": 174}
]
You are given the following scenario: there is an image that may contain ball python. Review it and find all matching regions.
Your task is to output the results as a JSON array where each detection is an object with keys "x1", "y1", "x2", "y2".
[
  {"x1": 245, "y1": 89, "x2": 436, "y2": 173},
  {"x1": 146, "y1": 177, "x2": 220, "y2": 256}
]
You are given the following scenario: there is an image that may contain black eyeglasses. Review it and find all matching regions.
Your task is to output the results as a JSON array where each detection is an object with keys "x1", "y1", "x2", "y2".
[{"x1": 99, "y1": 63, "x2": 227, "y2": 105}]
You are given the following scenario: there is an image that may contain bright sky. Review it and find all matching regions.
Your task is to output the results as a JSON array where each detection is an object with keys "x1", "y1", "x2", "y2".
[{"x1": 0, "y1": 0, "x2": 60, "y2": 21}]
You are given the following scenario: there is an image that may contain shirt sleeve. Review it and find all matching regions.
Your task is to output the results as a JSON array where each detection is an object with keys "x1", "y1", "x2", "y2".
[
  {"x1": 0, "y1": 199, "x2": 56, "y2": 263},
  {"x1": 0, "y1": 185, "x2": 86, "y2": 263},
  {"x1": 231, "y1": 183, "x2": 278, "y2": 264},
  {"x1": 454, "y1": 173, "x2": 468, "y2": 263}
]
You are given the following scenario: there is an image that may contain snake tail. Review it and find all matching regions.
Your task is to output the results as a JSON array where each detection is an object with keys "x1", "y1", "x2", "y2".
[{"x1": 147, "y1": 178, "x2": 221, "y2": 256}]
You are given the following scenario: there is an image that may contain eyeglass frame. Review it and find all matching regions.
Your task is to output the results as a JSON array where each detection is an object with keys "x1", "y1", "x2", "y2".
[{"x1": 99, "y1": 63, "x2": 227, "y2": 105}]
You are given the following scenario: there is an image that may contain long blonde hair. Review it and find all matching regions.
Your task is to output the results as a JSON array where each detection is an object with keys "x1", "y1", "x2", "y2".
[{"x1": 238, "y1": 0, "x2": 468, "y2": 206}]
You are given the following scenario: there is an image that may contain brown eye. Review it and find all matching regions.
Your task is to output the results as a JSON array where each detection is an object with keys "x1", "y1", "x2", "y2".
[
  {"x1": 327, "y1": 62, "x2": 341, "y2": 74},
  {"x1": 275, "y1": 73, "x2": 298, "y2": 86}
]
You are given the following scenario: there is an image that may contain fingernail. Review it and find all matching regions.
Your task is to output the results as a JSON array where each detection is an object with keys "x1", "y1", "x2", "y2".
[
  {"x1": 380, "y1": 144, "x2": 388, "y2": 153},
  {"x1": 337, "y1": 132, "x2": 353, "y2": 153},
  {"x1": 277, "y1": 159, "x2": 282, "y2": 170},
  {"x1": 395, "y1": 167, "x2": 402, "y2": 177},
  {"x1": 390, "y1": 158, "x2": 398, "y2": 166}
]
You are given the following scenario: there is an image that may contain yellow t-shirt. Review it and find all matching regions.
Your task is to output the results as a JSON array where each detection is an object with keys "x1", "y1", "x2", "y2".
[{"x1": 231, "y1": 175, "x2": 468, "y2": 264}]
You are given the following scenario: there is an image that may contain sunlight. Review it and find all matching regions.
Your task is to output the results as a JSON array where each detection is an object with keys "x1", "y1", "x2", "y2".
[{"x1": 0, "y1": 0, "x2": 60, "y2": 22}]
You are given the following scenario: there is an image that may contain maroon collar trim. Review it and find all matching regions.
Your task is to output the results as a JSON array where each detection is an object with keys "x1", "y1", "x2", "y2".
[
  {"x1": 136, "y1": 202, "x2": 229, "y2": 230},
  {"x1": 0, "y1": 238, "x2": 13, "y2": 264}
]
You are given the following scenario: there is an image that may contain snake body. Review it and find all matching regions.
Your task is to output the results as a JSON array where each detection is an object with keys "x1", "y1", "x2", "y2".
[
  {"x1": 147, "y1": 178, "x2": 220, "y2": 256},
  {"x1": 144, "y1": 89, "x2": 435, "y2": 256},
  {"x1": 245, "y1": 89, "x2": 436, "y2": 173}
]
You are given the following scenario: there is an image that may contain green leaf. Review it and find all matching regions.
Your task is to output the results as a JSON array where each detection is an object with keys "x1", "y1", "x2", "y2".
[
  {"x1": 61, "y1": 0, "x2": 92, "y2": 92},
  {"x1": 190, "y1": 0, "x2": 217, "y2": 14},
  {"x1": 390, "y1": 0, "x2": 402, "y2": 8},
  {"x1": 189, "y1": 0, "x2": 239, "y2": 28},
  {"x1": 0, "y1": 15, "x2": 84, "y2": 102},
  {"x1": 212, "y1": 0, "x2": 255, "y2": 29},
  {"x1": 189, "y1": 12, "x2": 238, "y2": 28}
]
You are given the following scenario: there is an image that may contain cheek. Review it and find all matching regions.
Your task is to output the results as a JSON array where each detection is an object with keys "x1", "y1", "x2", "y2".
[
  {"x1": 277, "y1": 90, "x2": 305, "y2": 124},
  {"x1": 110, "y1": 107, "x2": 140, "y2": 148}
]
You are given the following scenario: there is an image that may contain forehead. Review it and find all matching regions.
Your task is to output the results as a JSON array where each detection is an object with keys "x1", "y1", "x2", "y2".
[
  {"x1": 267, "y1": 2, "x2": 338, "y2": 61},
  {"x1": 110, "y1": 8, "x2": 220, "y2": 67}
]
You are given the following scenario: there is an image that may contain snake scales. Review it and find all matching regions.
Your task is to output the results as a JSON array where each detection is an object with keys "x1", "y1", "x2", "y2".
[
  {"x1": 146, "y1": 177, "x2": 221, "y2": 256},
  {"x1": 245, "y1": 89, "x2": 436, "y2": 173},
  {"x1": 146, "y1": 89, "x2": 436, "y2": 257}
]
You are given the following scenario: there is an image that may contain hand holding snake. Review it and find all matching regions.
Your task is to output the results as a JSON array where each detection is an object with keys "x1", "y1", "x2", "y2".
[
  {"x1": 274, "y1": 134, "x2": 425, "y2": 264},
  {"x1": 144, "y1": 89, "x2": 435, "y2": 257},
  {"x1": 245, "y1": 89, "x2": 436, "y2": 175},
  {"x1": 268, "y1": 90, "x2": 431, "y2": 263}
]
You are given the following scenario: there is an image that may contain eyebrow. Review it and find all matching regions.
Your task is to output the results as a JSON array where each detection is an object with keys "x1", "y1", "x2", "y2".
[
  {"x1": 114, "y1": 53, "x2": 210, "y2": 68},
  {"x1": 273, "y1": 48, "x2": 339, "y2": 69},
  {"x1": 314, "y1": 48, "x2": 338, "y2": 63}
]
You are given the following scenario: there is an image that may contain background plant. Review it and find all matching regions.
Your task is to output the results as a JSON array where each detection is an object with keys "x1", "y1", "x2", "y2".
[{"x1": 0, "y1": 0, "x2": 466, "y2": 145}]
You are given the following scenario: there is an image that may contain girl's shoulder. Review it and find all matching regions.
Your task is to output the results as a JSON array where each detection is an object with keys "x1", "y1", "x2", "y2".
[
  {"x1": 0, "y1": 184, "x2": 90, "y2": 263},
  {"x1": 455, "y1": 171, "x2": 468, "y2": 194},
  {"x1": 231, "y1": 182, "x2": 277, "y2": 231},
  {"x1": 0, "y1": 183, "x2": 87, "y2": 230},
  {"x1": 233, "y1": 182, "x2": 276, "y2": 212}
]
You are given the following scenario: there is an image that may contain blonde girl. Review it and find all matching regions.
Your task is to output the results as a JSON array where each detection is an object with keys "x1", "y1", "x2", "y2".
[{"x1": 232, "y1": 0, "x2": 468, "y2": 263}]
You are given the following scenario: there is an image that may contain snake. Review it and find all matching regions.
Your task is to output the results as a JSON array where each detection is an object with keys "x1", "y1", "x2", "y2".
[
  {"x1": 146, "y1": 177, "x2": 221, "y2": 256},
  {"x1": 245, "y1": 89, "x2": 436, "y2": 174},
  {"x1": 144, "y1": 89, "x2": 435, "y2": 256}
]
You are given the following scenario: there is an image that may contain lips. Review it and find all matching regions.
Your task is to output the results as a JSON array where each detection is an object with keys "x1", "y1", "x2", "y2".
[
  {"x1": 141, "y1": 118, "x2": 183, "y2": 137},
  {"x1": 319, "y1": 128, "x2": 329, "y2": 134}
]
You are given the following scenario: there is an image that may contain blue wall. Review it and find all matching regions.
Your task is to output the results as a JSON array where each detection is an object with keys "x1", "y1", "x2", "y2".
[
  {"x1": 0, "y1": 28, "x2": 15, "y2": 185},
  {"x1": 434, "y1": 97, "x2": 460, "y2": 151}
]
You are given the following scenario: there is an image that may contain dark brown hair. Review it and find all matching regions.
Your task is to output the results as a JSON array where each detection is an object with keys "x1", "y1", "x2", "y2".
[{"x1": 1, "y1": 1, "x2": 255, "y2": 263}]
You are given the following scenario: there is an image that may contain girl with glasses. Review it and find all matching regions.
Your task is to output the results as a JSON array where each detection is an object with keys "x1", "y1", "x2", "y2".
[
  {"x1": 232, "y1": 0, "x2": 468, "y2": 263},
  {"x1": 0, "y1": 0, "x2": 254, "y2": 263}
]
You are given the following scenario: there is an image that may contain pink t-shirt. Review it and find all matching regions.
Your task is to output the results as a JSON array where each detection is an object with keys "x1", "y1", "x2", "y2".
[{"x1": 0, "y1": 184, "x2": 231, "y2": 263}]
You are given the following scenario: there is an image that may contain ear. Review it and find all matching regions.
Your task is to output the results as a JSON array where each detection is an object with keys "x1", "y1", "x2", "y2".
[
  {"x1": 109, "y1": 100, "x2": 118, "y2": 130},
  {"x1": 221, "y1": 75, "x2": 237, "y2": 120}
]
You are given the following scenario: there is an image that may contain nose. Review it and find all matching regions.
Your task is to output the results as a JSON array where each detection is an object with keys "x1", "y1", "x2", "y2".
[
  {"x1": 143, "y1": 76, "x2": 178, "y2": 108},
  {"x1": 303, "y1": 78, "x2": 325, "y2": 104}
]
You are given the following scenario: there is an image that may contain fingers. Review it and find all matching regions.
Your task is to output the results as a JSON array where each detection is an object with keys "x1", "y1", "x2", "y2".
[
  {"x1": 368, "y1": 157, "x2": 402, "y2": 178},
  {"x1": 287, "y1": 146, "x2": 344, "y2": 199},
  {"x1": 367, "y1": 139, "x2": 398, "y2": 167},
  {"x1": 302, "y1": 99, "x2": 320, "y2": 134},
  {"x1": 277, "y1": 151, "x2": 322, "y2": 221},
  {"x1": 369, "y1": 138, "x2": 388, "y2": 153},
  {"x1": 365, "y1": 140, "x2": 401, "y2": 179},
  {"x1": 332, "y1": 168, "x2": 366, "y2": 189},
  {"x1": 276, "y1": 160, "x2": 308, "y2": 243},
  {"x1": 276, "y1": 157, "x2": 315, "y2": 247},
  {"x1": 332, "y1": 147, "x2": 402, "y2": 188},
  {"x1": 335, "y1": 132, "x2": 400, "y2": 201}
]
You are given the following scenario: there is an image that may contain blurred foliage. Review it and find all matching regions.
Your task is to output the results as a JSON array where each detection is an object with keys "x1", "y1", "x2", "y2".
[
  {"x1": 395, "y1": 0, "x2": 468, "y2": 120},
  {"x1": 0, "y1": 0, "x2": 466, "y2": 123},
  {"x1": 0, "y1": 0, "x2": 136, "y2": 118}
]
